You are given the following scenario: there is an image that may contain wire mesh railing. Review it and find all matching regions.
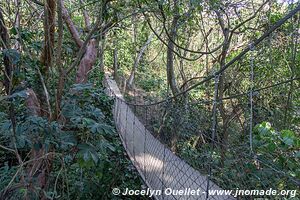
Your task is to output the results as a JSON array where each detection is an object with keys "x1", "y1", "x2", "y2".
[{"x1": 104, "y1": 75, "x2": 234, "y2": 200}]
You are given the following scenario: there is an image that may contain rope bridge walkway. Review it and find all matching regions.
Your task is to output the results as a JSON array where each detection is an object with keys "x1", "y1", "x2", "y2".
[
  {"x1": 104, "y1": 4, "x2": 300, "y2": 200},
  {"x1": 104, "y1": 74, "x2": 234, "y2": 200}
]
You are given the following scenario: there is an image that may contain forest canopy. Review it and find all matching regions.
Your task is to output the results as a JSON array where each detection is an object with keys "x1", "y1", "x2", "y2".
[{"x1": 0, "y1": 0, "x2": 299, "y2": 199}]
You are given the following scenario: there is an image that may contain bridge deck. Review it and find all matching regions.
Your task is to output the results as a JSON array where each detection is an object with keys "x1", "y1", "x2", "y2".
[{"x1": 103, "y1": 73, "x2": 235, "y2": 200}]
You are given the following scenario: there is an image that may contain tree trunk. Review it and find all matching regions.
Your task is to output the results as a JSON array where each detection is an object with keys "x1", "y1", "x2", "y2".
[
  {"x1": 283, "y1": 22, "x2": 297, "y2": 128},
  {"x1": 113, "y1": 39, "x2": 119, "y2": 80},
  {"x1": 167, "y1": 0, "x2": 181, "y2": 152},
  {"x1": 215, "y1": 10, "x2": 231, "y2": 167},
  {"x1": 99, "y1": 34, "x2": 106, "y2": 71},
  {"x1": 128, "y1": 34, "x2": 154, "y2": 88},
  {"x1": 61, "y1": 0, "x2": 83, "y2": 48},
  {"x1": 76, "y1": 39, "x2": 98, "y2": 83},
  {"x1": 80, "y1": 0, "x2": 91, "y2": 31},
  {"x1": 13, "y1": 0, "x2": 21, "y2": 50},
  {"x1": 0, "y1": 10, "x2": 12, "y2": 95},
  {"x1": 40, "y1": 0, "x2": 56, "y2": 73},
  {"x1": 166, "y1": 0, "x2": 180, "y2": 96},
  {"x1": 55, "y1": 0, "x2": 64, "y2": 120}
]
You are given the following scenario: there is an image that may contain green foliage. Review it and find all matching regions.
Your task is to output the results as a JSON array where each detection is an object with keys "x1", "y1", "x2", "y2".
[
  {"x1": 254, "y1": 122, "x2": 300, "y2": 181},
  {"x1": 0, "y1": 82, "x2": 146, "y2": 199},
  {"x1": 136, "y1": 73, "x2": 164, "y2": 92},
  {"x1": 0, "y1": 0, "x2": 299, "y2": 198}
]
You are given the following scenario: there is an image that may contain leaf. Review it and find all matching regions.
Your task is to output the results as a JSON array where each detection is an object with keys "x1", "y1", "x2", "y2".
[
  {"x1": 281, "y1": 130, "x2": 295, "y2": 146},
  {"x1": 83, "y1": 151, "x2": 89, "y2": 161},
  {"x1": 100, "y1": 124, "x2": 115, "y2": 135},
  {"x1": 10, "y1": 27, "x2": 18, "y2": 35},
  {"x1": 78, "y1": 143, "x2": 100, "y2": 165},
  {"x1": 82, "y1": 118, "x2": 96, "y2": 127},
  {"x1": 282, "y1": 137, "x2": 294, "y2": 146},
  {"x1": 91, "y1": 108, "x2": 104, "y2": 120},
  {"x1": 33, "y1": 142, "x2": 42, "y2": 151},
  {"x1": 266, "y1": 143, "x2": 276, "y2": 151},
  {"x1": 281, "y1": 130, "x2": 295, "y2": 138},
  {"x1": 1, "y1": 121, "x2": 11, "y2": 131},
  {"x1": 16, "y1": 135, "x2": 26, "y2": 148},
  {"x1": 90, "y1": 150, "x2": 99, "y2": 164},
  {"x1": 60, "y1": 134, "x2": 77, "y2": 148},
  {"x1": 12, "y1": 90, "x2": 28, "y2": 98},
  {"x1": 90, "y1": 123, "x2": 99, "y2": 134},
  {"x1": 0, "y1": 90, "x2": 28, "y2": 101},
  {"x1": 89, "y1": 123, "x2": 115, "y2": 135},
  {"x1": 255, "y1": 121, "x2": 273, "y2": 136},
  {"x1": 104, "y1": 142, "x2": 116, "y2": 152},
  {"x1": 97, "y1": 139, "x2": 115, "y2": 153},
  {"x1": 2, "y1": 49, "x2": 20, "y2": 65}
]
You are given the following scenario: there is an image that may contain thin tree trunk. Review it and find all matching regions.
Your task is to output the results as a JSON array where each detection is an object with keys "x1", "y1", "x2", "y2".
[
  {"x1": 283, "y1": 20, "x2": 298, "y2": 127},
  {"x1": 80, "y1": 0, "x2": 91, "y2": 31},
  {"x1": 0, "y1": 10, "x2": 12, "y2": 95},
  {"x1": 167, "y1": 0, "x2": 180, "y2": 96},
  {"x1": 40, "y1": 0, "x2": 56, "y2": 73},
  {"x1": 128, "y1": 34, "x2": 154, "y2": 87},
  {"x1": 99, "y1": 34, "x2": 105, "y2": 71},
  {"x1": 167, "y1": 0, "x2": 181, "y2": 152},
  {"x1": 0, "y1": 4, "x2": 23, "y2": 175},
  {"x1": 215, "y1": 10, "x2": 231, "y2": 167},
  {"x1": 55, "y1": 0, "x2": 64, "y2": 120},
  {"x1": 13, "y1": 0, "x2": 21, "y2": 50},
  {"x1": 113, "y1": 48, "x2": 118, "y2": 80},
  {"x1": 61, "y1": 0, "x2": 83, "y2": 48},
  {"x1": 61, "y1": 0, "x2": 98, "y2": 84},
  {"x1": 127, "y1": 13, "x2": 137, "y2": 88}
]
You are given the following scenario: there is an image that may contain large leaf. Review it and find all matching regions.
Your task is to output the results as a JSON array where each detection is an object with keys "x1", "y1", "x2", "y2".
[
  {"x1": 281, "y1": 130, "x2": 296, "y2": 147},
  {"x1": 77, "y1": 143, "x2": 100, "y2": 165},
  {"x1": 59, "y1": 134, "x2": 77, "y2": 149},
  {"x1": 89, "y1": 122, "x2": 115, "y2": 135},
  {"x1": 2, "y1": 49, "x2": 20, "y2": 65}
]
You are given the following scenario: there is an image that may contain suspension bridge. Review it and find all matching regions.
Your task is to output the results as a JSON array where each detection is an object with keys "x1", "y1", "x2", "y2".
[
  {"x1": 104, "y1": 74, "x2": 234, "y2": 200},
  {"x1": 104, "y1": 4, "x2": 300, "y2": 200}
]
